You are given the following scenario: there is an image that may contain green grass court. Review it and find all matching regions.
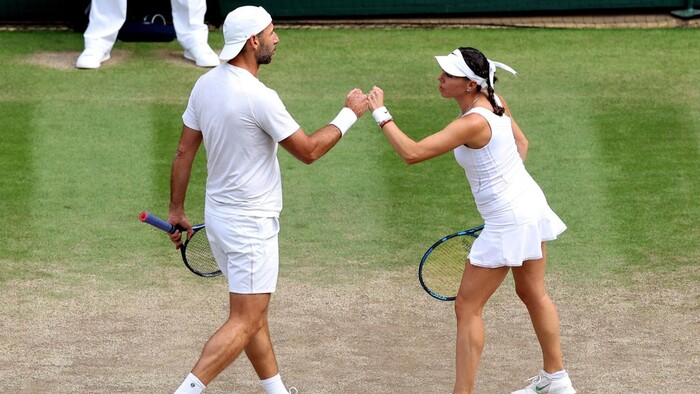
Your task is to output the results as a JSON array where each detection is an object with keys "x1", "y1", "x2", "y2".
[
  {"x1": 0, "y1": 27, "x2": 698, "y2": 392},
  {"x1": 2, "y1": 28, "x2": 697, "y2": 283}
]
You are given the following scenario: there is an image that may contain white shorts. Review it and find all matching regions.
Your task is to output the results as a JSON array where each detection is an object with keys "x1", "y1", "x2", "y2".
[
  {"x1": 469, "y1": 204, "x2": 567, "y2": 268},
  {"x1": 204, "y1": 209, "x2": 280, "y2": 294}
]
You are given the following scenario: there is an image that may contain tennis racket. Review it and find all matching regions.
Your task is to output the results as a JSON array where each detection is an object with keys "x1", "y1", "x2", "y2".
[
  {"x1": 418, "y1": 224, "x2": 484, "y2": 301},
  {"x1": 139, "y1": 211, "x2": 222, "y2": 278}
]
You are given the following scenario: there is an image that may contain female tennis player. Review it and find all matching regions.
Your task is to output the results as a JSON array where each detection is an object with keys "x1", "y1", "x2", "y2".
[{"x1": 368, "y1": 47, "x2": 576, "y2": 394}]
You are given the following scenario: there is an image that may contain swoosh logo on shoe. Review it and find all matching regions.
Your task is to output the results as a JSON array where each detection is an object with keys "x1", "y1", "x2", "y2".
[{"x1": 535, "y1": 383, "x2": 550, "y2": 392}]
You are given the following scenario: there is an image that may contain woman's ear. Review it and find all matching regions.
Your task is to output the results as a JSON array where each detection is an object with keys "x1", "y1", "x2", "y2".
[{"x1": 466, "y1": 79, "x2": 477, "y2": 92}]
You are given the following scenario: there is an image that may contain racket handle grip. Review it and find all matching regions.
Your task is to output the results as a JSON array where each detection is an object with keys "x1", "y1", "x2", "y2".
[{"x1": 139, "y1": 211, "x2": 176, "y2": 234}]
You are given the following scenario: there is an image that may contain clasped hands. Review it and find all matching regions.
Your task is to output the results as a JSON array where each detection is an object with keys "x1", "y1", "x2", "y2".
[{"x1": 343, "y1": 86, "x2": 386, "y2": 119}]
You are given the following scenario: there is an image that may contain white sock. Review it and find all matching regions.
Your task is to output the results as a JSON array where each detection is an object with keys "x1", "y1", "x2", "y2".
[
  {"x1": 174, "y1": 373, "x2": 205, "y2": 394},
  {"x1": 261, "y1": 373, "x2": 288, "y2": 394},
  {"x1": 543, "y1": 369, "x2": 567, "y2": 380}
]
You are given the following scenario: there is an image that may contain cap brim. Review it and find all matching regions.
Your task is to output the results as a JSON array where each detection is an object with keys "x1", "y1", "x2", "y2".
[
  {"x1": 219, "y1": 41, "x2": 246, "y2": 61},
  {"x1": 435, "y1": 55, "x2": 466, "y2": 77}
]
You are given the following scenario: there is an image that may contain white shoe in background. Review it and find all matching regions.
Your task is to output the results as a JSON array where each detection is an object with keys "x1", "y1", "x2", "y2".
[
  {"x1": 184, "y1": 43, "x2": 219, "y2": 67},
  {"x1": 76, "y1": 47, "x2": 110, "y2": 69}
]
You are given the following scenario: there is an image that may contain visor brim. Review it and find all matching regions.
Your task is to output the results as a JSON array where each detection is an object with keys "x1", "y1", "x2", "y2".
[{"x1": 435, "y1": 55, "x2": 467, "y2": 77}]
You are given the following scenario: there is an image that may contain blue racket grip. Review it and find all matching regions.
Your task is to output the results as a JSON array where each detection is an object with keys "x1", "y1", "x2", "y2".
[{"x1": 139, "y1": 211, "x2": 176, "y2": 234}]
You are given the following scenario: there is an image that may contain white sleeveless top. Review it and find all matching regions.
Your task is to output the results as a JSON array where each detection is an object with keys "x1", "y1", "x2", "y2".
[
  {"x1": 453, "y1": 106, "x2": 567, "y2": 267},
  {"x1": 454, "y1": 106, "x2": 541, "y2": 220}
]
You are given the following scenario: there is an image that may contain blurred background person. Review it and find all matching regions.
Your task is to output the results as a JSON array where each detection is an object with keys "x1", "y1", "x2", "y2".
[{"x1": 76, "y1": 0, "x2": 219, "y2": 69}]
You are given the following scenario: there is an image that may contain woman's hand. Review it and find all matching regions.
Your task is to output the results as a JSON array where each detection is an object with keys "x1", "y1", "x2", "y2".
[{"x1": 368, "y1": 86, "x2": 385, "y2": 111}]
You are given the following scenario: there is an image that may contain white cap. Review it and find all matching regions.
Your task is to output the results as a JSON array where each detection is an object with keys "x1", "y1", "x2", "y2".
[{"x1": 219, "y1": 6, "x2": 272, "y2": 61}]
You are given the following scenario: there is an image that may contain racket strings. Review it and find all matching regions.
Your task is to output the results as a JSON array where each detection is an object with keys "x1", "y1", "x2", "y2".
[
  {"x1": 422, "y1": 236, "x2": 474, "y2": 298},
  {"x1": 183, "y1": 230, "x2": 220, "y2": 276}
]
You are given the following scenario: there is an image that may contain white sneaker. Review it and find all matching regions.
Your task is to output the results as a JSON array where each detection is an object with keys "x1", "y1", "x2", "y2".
[
  {"x1": 512, "y1": 370, "x2": 576, "y2": 394},
  {"x1": 183, "y1": 44, "x2": 219, "y2": 67},
  {"x1": 76, "y1": 47, "x2": 110, "y2": 69},
  {"x1": 288, "y1": 388, "x2": 298, "y2": 394}
]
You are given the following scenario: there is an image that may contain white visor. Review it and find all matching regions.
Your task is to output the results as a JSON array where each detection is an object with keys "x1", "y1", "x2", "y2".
[{"x1": 435, "y1": 49, "x2": 517, "y2": 89}]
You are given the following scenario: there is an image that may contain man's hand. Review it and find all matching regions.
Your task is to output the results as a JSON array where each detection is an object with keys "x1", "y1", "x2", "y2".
[
  {"x1": 345, "y1": 88, "x2": 368, "y2": 118},
  {"x1": 167, "y1": 211, "x2": 194, "y2": 249}
]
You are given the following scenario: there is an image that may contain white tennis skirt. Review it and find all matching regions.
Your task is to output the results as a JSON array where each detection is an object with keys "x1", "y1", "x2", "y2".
[{"x1": 468, "y1": 204, "x2": 567, "y2": 268}]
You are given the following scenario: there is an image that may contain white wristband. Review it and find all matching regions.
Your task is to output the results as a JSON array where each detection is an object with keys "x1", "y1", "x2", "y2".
[
  {"x1": 329, "y1": 107, "x2": 358, "y2": 137},
  {"x1": 372, "y1": 106, "x2": 392, "y2": 126}
]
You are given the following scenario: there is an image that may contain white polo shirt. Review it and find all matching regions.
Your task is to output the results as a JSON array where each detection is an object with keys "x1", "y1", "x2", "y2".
[{"x1": 182, "y1": 64, "x2": 300, "y2": 217}]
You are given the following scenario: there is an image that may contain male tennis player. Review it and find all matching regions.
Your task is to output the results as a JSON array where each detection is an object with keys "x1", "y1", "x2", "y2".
[{"x1": 166, "y1": 5, "x2": 367, "y2": 394}]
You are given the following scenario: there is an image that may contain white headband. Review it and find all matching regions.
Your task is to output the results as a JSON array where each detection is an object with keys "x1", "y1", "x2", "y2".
[{"x1": 435, "y1": 49, "x2": 517, "y2": 90}]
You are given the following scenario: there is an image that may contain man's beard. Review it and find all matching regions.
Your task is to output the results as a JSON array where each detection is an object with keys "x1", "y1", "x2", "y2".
[{"x1": 256, "y1": 46, "x2": 274, "y2": 65}]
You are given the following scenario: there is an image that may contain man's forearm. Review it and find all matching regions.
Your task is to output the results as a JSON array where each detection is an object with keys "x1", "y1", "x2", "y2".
[{"x1": 169, "y1": 154, "x2": 194, "y2": 214}]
